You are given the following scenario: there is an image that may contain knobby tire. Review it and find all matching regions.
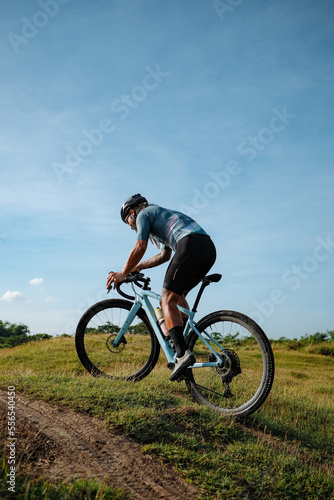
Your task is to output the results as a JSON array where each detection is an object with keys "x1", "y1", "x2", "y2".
[
  {"x1": 75, "y1": 299, "x2": 160, "y2": 381},
  {"x1": 185, "y1": 310, "x2": 275, "y2": 417}
]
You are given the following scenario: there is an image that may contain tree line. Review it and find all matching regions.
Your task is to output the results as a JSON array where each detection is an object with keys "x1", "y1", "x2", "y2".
[
  {"x1": 0, "y1": 320, "x2": 53, "y2": 348},
  {"x1": 1, "y1": 319, "x2": 333, "y2": 356}
]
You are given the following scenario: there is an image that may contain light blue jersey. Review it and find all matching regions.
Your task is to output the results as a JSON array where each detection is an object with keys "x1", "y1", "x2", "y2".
[{"x1": 135, "y1": 204, "x2": 208, "y2": 251}]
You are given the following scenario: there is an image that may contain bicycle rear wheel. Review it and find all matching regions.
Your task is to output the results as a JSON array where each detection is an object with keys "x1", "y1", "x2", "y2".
[
  {"x1": 75, "y1": 299, "x2": 160, "y2": 381},
  {"x1": 185, "y1": 311, "x2": 274, "y2": 417}
]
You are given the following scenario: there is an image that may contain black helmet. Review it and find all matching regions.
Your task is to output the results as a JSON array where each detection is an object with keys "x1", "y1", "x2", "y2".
[{"x1": 120, "y1": 194, "x2": 147, "y2": 223}]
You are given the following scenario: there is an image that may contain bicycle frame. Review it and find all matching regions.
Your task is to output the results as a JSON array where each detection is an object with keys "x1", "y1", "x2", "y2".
[{"x1": 113, "y1": 287, "x2": 224, "y2": 369}]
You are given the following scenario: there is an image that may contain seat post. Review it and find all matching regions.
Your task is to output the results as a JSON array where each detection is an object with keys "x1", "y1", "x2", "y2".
[{"x1": 192, "y1": 279, "x2": 210, "y2": 313}]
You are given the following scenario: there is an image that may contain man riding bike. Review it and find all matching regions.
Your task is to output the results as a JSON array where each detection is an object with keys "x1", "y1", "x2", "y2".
[{"x1": 107, "y1": 194, "x2": 216, "y2": 381}]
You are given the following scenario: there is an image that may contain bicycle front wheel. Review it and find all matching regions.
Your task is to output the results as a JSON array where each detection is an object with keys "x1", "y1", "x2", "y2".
[
  {"x1": 75, "y1": 299, "x2": 160, "y2": 381},
  {"x1": 185, "y1": 311, "x2": 274, "y2": 417}
]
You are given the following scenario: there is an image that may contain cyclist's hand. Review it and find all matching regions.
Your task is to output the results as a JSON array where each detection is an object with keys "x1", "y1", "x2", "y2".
[{"x1": 106, "y1": 271, "x2": 126, "y2": 290}]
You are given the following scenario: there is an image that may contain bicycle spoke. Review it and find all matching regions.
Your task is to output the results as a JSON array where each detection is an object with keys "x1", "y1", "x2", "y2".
[
  {"x1": 75, "y1": 299, "x2": 160, "y2": 381},
  {"x1": 186, "y1": 311, "x2": 274, "y2": 417}
]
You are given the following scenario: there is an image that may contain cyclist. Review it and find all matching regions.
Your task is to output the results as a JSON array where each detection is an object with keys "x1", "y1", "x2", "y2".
[{"x1": 107, "y1": 194, "x2": 216, "y2": 381}]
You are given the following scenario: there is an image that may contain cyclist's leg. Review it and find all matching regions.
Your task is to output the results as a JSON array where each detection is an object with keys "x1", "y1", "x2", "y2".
[
  {"x1": 178, "y1": 292, "x2": 190, "y2": 313},
  {"x1": 160, "y1": 288, "x2": 185, "y2": 357},
  {"x1": 160, "y1": 289, "x2": 195, "y2": 381},
  {"x1": 161, "y1": 239, "x2": 189, "y2": 350},
  {"x1": 162, "y1": 234, "x2": 216, "y2": 301},
  {"x1": 160, "y1": 289, "x2": 183, "y2": 329},
  {"x1": 178, "y1": 293, "x2": 190, "y2": 329},
  {"x1": 161, "y1": 235, "x2": 216, "y2": 371}
]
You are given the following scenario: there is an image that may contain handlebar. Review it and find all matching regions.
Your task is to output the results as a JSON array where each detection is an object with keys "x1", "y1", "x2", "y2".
[{"x1": 107, "y1": 272, "x2": 151, "y2": 300}]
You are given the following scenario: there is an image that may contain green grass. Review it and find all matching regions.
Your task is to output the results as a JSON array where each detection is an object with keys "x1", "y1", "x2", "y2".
[
  {"x1": 0, "y1": 337, "x2": 334, "y2": 499},
  {"x1": 0, "y1": 468, "x2": 125, "y2": 500}
]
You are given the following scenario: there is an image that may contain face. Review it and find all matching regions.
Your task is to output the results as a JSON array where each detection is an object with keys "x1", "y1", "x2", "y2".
[{"x1": 126, "y1": 209, "x2": 137, "y2": 230}]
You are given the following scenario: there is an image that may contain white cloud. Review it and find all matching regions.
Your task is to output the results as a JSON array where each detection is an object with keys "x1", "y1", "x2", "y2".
[
  {"x1": 1, "y1": 291, "x2": 25, "y2": 302},
  {"x1": 29, "y1": 278, "x2": 44, "y2": 286}
]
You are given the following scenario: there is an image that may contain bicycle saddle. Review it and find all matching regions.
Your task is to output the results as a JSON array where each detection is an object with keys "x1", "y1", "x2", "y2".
[{"x1": 202, "y1": 273, "x2": 222, "y2": 283}]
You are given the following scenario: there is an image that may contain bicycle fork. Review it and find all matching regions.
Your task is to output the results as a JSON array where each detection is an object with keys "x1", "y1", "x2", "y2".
[{"x1": 111, "y1": 302, "x2": 142, "y2": 347}]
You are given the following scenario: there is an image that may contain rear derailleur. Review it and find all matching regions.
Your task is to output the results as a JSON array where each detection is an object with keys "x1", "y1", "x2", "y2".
[{"x1": 209, "y1": 349, "x2": 242, "y2": 398}]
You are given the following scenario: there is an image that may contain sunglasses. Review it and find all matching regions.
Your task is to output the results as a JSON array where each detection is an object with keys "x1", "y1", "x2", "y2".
[{"x1": 125, "y1": 214, "x2": 132, "y2": 224}]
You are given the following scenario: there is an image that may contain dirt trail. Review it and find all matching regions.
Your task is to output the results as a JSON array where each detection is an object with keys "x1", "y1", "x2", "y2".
[{"x1": 0, "y1": 390, "x2": 199, "y2": 499}]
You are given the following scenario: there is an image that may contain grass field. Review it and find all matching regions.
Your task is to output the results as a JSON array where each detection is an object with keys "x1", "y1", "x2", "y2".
[{"x1": 0, "y1": 336, "x2": 333, "y2": 499}]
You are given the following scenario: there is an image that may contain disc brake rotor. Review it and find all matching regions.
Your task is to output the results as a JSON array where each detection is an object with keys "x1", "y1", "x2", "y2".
[{"x1": 106, "y1": 334, "x2": 126, "y2": 353}]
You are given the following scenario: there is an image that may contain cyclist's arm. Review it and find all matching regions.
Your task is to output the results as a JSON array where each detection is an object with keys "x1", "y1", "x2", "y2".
[
  {"x1": 107, "y1": 240, "x2": 148, "y2": 289},
  {"x1": 122, "y1": 240, "x2": 148, "y2": 275},
  {"x1": 134, "y1": 247, "x2": 172, "y2": 272}
]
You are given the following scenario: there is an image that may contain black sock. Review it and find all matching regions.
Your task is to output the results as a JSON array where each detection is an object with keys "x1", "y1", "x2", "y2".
[
  {"x1": 168, "y1": 326, "x2": 186, "y2": 358},
  {"x1": 182, "y1": 317, "x2": 188, "y2": 330}
]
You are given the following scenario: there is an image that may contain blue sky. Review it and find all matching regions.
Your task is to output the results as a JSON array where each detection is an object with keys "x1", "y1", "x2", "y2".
[{"x1": 1, "y1": 0, "x2": 333, "y2": 339}]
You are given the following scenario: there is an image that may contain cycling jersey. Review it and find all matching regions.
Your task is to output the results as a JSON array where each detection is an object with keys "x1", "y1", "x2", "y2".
[{"x1": 135, "y1": 204, "x2": 208, "y2": 251}]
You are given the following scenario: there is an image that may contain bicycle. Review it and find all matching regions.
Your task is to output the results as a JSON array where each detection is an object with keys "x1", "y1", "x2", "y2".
[{"x1": 75, "y1": 272, "x2": 275, "y2": 417}]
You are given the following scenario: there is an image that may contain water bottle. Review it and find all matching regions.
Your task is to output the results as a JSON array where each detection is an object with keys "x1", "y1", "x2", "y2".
[{"x1": 155, "y1": 307, "x2": 170, "y2": 339}]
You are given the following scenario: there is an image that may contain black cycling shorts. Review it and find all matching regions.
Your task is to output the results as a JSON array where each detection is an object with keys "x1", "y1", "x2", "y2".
[{"x1": 163, "y1": 234, "x2": 216, "y2": 296}]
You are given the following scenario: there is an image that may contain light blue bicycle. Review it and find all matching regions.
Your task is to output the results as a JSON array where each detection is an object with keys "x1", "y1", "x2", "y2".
[{"x1": 75, "y1": 272, "x2": 274, "y2": 417}]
